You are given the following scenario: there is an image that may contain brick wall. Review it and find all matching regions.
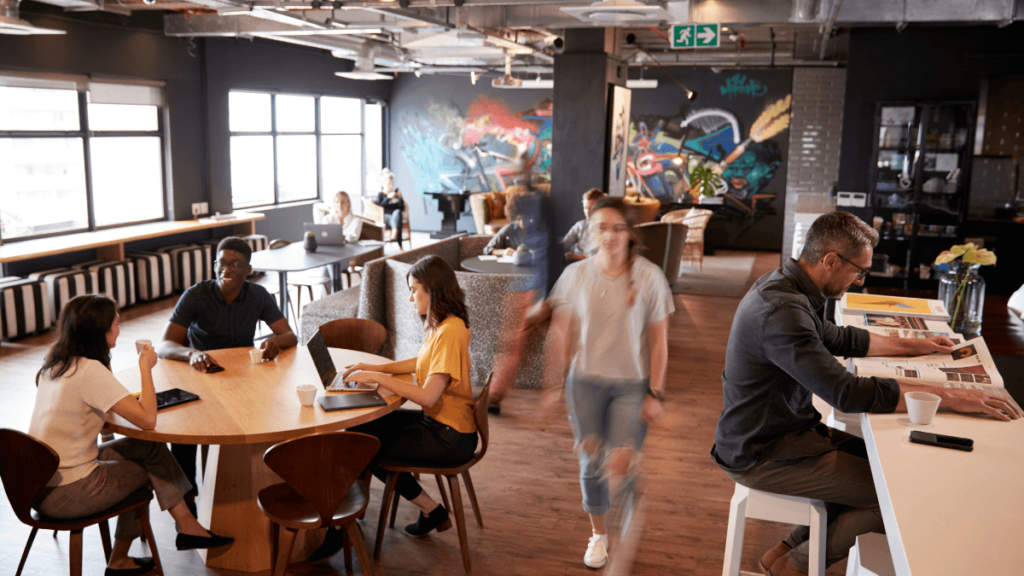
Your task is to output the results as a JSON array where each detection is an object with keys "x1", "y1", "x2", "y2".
[{"x1": 781, "y1": 68, "x2": 846, "y2": 263}]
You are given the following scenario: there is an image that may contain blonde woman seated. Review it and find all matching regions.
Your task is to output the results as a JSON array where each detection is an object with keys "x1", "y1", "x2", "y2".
[{"x1": 313, "y1": 191, "x2": 363, "y2": 243}]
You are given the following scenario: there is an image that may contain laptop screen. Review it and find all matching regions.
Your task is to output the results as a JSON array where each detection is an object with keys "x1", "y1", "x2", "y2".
[{"x1": 307, "y1": 330, "x2": 337, "y2": 386}]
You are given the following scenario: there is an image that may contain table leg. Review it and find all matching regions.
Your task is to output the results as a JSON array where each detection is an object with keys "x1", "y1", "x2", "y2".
[
  {"x1": 331, "y1": 263, "x2": 344, "y2": 293},
  {"x1": 278, "y1": 272, "x2": 289, "y2": 322},
  {"x1": 196, "y1": 443, "x2": 324, "y2": 572}
]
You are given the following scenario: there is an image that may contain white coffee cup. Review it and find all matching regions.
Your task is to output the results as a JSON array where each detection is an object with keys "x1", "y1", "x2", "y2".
[
  {"x1": 296, "y1": 384, "x2": 317, "y2": 406},
  {"x1": 135, "y1": 339, "x2": 152, "y2": 354},
  {"x1": 249, "y1": 348, "x2": 264, "y2": 364},
  {"x1": 905, "y1": 391, "x2": 942, "y2": 425}
]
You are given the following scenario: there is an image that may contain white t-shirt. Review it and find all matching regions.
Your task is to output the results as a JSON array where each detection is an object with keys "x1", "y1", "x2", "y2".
[
  {"x1": 549, "y1": 256, "x2": 674, "y2": 381},
  {"x1": 28, "y1": 359, "x2": 130, "y2": 487},
  {"x1": 322, "y1": 212, "x2": 363, "y2": 243}
]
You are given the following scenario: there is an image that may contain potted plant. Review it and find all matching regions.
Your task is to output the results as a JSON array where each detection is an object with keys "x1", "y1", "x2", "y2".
[
  {"x1": 934, "y1": 242, "x2": 996, "y2": 336},
  {"x1": 689, "y1": 165, "x2": 723, "y2": 204},
  {"x1": 303, "y1": 230, "x2": 318, "y2": 253}
]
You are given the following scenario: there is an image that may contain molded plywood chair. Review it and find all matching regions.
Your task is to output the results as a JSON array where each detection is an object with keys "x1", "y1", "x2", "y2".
[
  {"x1": 318, "y1": 318, "x2": 388, "y2": 355},
  {"x1": 374, "y1": 379, "x2": 492, "y2": 573},
  {"x1": 257, "y1": 431, "x2": 381, "y2": 576},
  {"x1": 637, "y1": 221, "x2": 688, "y2": 283},
  {"x1": 0, "y1": 429, "x2": 163, "y2": 576}
]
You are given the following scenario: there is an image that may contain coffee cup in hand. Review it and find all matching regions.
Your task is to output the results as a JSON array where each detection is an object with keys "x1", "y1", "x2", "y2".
[
  {"x1": 135, "y1": 339, "x2": 152, "y2": 354},
  {"x1": 906, "y1": 392, "x2": 942, "y2": 425}
]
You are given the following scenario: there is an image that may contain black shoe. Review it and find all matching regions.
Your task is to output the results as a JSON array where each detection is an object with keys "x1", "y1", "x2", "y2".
[
  {"x1": 403, "y1": 505, "x2": 452, "y2": 537},
  {"x1": 307, "y1": 527, "x2": 345, "y2": 562},
  {"x1": 176, "y1": 531, "x2": 234, "y2": 550},
  {"x1": 487, "y1": 403, "x2": 501, "y2": 416},
  {"x1": 104, "y1": 556, "x2": 154, "y2": 576}
]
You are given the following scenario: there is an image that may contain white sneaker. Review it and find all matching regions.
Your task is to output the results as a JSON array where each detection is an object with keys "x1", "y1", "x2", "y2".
[{"x1": 584, "y1": 533, "x2": 609, "y2": 569}]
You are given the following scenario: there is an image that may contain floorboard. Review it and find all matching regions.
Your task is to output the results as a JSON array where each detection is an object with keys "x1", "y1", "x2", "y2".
[{"x1": 0, "y1": 251, "x2": 851, "y2": 576}]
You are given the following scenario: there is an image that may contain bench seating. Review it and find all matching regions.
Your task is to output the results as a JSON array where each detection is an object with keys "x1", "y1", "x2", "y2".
[{"x1": 0, "y1": 277, "x2": 52, "y2": 339}]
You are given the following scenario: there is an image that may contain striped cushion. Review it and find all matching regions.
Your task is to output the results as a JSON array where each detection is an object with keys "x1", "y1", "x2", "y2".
[
  {"x1": 127, "y1": 252, "x2": 174, "y2": 302},
  {"x1": 157, "y1": 244, "x2": 211, "y2": 292},
  {"x1": 243, "y1": 234, "x2": 268, "y2": 252},
  {"x1": 0, "y1": 277, "x2": 52, "y2": 339},
  {"x1": 28, "y1": 268, "x2": 94, "y2": 321},
  {"x1": 72, "y1": 260, "x2": 137, "y2": 309}
]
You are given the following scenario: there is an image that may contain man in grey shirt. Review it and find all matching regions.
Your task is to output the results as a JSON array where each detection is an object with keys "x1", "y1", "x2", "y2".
[
  {"x1": 561, "y1": 188, "x2": 605, "y2": 262},
  {"x1": 712, "y1": 211, "x2": 1020, "y2": 576}
]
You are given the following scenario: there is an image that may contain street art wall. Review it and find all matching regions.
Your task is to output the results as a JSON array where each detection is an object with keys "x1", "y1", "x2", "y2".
[
  {"x1": 389, "y1": 68, "x2": 792, "y2": 248},
  {"x1": 388, "y1": 74, "x2": 553, "y2": 233},
  {"x1": 628, "y1": 68, "x2": 793, "y2": 250}
]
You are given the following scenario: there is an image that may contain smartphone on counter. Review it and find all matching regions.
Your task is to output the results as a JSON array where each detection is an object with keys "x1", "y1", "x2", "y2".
[
  {"x1": 909, "y1": 431, "x2": 974, "y2": 452},
  {"x1": 206, "y1": 364, "x2": 225, "y2": 374}
]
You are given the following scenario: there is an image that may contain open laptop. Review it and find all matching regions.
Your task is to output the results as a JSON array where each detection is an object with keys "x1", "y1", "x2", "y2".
[
  {"x1": 304, "y1": 223, "x2": 347, "y2": 245},
  {"x1": 307, "y1": 330, "x2": 387, "y2": 411}
]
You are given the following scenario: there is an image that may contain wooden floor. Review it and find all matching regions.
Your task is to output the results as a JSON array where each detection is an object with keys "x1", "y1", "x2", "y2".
[{"x1": 0, "y1": 251, "x2": 852, "y2": 576}]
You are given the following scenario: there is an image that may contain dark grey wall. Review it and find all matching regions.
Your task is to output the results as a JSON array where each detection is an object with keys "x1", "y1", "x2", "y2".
[
  {"x1": 839, "y1": 25, "x2": 1024, "y2": 193},
  {"x1": 202, "y1": 39, "x2": 391, "y2": 241}
]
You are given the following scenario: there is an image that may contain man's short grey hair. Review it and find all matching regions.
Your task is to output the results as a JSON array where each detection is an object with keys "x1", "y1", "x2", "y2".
[{"x1": 799, "y1": 211, "x2": 879, "y2": 264}]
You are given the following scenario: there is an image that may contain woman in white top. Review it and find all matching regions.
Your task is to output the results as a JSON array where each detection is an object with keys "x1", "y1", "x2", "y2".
[
  {"x1": 29, "y1": 295, "x2": 232, "y2": 576},
  {"x1": 544, "y1": 196, "x2": 674, "y2": 571},
  {"x1": 319, "y1": 190, "x2": 363, "y2": 243}
]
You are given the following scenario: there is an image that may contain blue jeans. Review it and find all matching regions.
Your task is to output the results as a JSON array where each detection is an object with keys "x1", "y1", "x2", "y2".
[{"x1": 565, "y1": 373, "x2": 648, "y2": 515}]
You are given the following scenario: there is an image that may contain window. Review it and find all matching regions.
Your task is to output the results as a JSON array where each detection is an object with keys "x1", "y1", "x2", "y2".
[
  {"x1": 0, "y1": 79, "x2": 167, "y2": 241},
  {"x1": 228, "y1": 91, "x2": 385, "y2": 211}
]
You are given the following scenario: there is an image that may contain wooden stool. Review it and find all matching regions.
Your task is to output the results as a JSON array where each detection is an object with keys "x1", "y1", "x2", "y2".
[{"x1": 722, "y1": 483, "x2": 827, "y2": 576}]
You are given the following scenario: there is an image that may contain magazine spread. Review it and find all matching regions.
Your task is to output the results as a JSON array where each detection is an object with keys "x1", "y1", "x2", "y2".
[
  {"x1": 839, "y1": 293, "x2": 950, "y2": 320},
  {"x1": 837, "y1": 313, "x2": 954, "y2": 335},
  {"x1": 852, "y1": 337, "x2": 1003, "y2": 388}
]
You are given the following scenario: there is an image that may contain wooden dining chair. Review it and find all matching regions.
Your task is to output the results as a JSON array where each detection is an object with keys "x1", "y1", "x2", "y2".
[
  {"x1": 374, "y1": 379, "x2": 492, "y2": 573},
  {"x1": 0, "y1": 429, "x2": 164, "y2": 576},
  {"x1": 257, "y1": 431, "x2": 381, "y2": 576},
  {"x1": 318, "y1": 318, "x2": 388, "y2": 355}
]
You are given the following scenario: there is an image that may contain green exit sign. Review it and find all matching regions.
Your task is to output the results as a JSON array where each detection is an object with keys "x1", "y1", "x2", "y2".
[{"x1": 671, "y1": 24, "x2": 720, "y2": 49}]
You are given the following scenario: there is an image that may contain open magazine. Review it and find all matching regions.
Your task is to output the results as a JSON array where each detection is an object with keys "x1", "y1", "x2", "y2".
[
  {"x1": 838, "y1": 313, "x2": 955, "y2": 336},
  {"x1": 853, "y1": 337, "x2": 1002, "y2": 387},
  {"x1": 839, "y1": 293, "x2": 950, "y2": 321}
]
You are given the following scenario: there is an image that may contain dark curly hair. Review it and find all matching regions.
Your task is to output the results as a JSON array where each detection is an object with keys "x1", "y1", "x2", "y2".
[
  {"x1": 407, "y1": 255, "x2": 470, "y2": 330},
  {"x1": 36, "y1": 294, "x2": 118, "y2": 385},
  {"x1": 582, "y1": 188, "x2": 606, "y2": 202}
]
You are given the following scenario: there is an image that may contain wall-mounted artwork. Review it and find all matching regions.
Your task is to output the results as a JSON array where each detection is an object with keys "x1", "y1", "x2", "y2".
[{"x1": 607, "y1": 85, "x2": 632, "y2": 197}]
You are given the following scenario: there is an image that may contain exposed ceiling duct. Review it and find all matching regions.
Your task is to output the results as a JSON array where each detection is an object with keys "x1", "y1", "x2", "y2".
[
  {"x1": 336, "y1": 43, "x2": 394, "y2": 80},
  {"x1": 1, "y1": 0, "x2": 66, "y2": 34}
]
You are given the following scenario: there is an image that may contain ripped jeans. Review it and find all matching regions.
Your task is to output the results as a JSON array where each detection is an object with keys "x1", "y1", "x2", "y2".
[{"x1": 565, "y1": 373, "x2": 649, "y2": 516}]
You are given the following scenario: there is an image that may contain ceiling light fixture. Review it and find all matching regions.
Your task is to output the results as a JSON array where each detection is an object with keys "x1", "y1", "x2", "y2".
[
  {"x1": 561, "y1": 0, "x2": 673, "y2": 23},
  {"x1": 470, "y1": 71, "x2": 478, "y2": 85}
]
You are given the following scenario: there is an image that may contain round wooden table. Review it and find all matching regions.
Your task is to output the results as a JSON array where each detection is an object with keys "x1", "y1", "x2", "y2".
[
  {"x1": 460, "y1": 256, "x2": 535, "y2": 275},
  {"x1": 106, "y1": 346, "x2": 407, "y2": 573}
]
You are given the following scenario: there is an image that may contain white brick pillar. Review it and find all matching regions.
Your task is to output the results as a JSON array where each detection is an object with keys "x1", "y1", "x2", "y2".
[{"x1": 782, "y1": 68, "x2": 847, "y2": 263}]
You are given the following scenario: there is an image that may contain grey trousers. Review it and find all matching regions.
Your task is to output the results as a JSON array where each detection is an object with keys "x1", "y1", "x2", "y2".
[
  {"x1": 35, "y1": 437, "x2": 192, "y2": 541},
  {"x1": 725, "y1": 438, "x2": 884, "y2": 572}
]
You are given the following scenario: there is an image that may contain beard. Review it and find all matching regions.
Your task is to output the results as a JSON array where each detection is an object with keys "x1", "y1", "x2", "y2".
[{"x1": 822, "y1": 278, "x2": 855, "y2": 299}]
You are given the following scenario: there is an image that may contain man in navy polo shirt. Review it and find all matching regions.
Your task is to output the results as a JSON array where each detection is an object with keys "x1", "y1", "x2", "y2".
[{"x1": 157, "y1": 236, "x2": 297, "y2": 499}]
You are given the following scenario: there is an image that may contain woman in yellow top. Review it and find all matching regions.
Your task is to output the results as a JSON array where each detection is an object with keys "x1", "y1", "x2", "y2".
[{"x1": 343, "y1": 255, "x2": 477, "y2": 537}]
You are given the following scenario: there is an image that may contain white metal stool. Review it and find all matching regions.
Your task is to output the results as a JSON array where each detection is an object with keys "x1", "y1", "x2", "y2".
[
  {"x1": 845, "y1": 532, "x2": 895, "y2": 576},
  {"x1": 722, "y1": 483, "x2": 827, "y2": 576}
]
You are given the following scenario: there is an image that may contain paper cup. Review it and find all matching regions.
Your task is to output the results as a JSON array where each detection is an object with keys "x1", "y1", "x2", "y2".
[
  {"x1": 135, "y1": 339, "x2": 152, "y2": 354},
  {"x1": 296, "y1": 384, "x2": 317, "y2": 406},
  {"x1": 249, "y1": 348, "x2": 264, "y2": 364},
  {"x1": 905, "y1": 392, "x2": 941, "y2": 425}
]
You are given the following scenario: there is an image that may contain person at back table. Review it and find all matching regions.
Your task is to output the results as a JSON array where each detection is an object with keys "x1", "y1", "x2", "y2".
[
  {"x1": 711, "y1": 211, "x2": 1022, "y2": 576},
  {"x1": 156, "y1": 236, "x2": 297, "y2": 501},
  {"x1": 561, "y1": 188, "x2": 606, "y2": 262},
  {"x1": 316, "y1": 190, "x2": 363, "y2": 243},
  {"x1": 30, "y1": 295, "x2": 232, "y2": 576},
  {"x1": 374, "y1": 185, "x2": 405, "y2": 245},
  {"x1": 483, "y1": 189, "x2": 530, "y2": 256}
]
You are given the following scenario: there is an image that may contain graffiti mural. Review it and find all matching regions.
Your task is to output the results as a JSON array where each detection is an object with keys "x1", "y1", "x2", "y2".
[
  {"x1": 397, "y1": 95, "x2": 552, "y2": 194},
  {"x1": 628, "y1": 88, "x2": 791, "y2": 217}
]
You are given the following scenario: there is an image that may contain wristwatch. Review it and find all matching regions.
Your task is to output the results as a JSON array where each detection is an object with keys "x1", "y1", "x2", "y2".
[{"x1": 647, "y1": 388, "x2": 665, "y2": 402}]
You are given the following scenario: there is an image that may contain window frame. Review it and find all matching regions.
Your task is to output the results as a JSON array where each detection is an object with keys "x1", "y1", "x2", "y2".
[
  {"x1": 229, "y1": 90, "x2": 385, "y2": 210},
  {"x1": 0, "y1": 90, "x2": 169, "y2": 243}
]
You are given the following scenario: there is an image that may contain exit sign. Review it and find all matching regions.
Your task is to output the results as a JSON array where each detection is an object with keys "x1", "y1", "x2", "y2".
[{"x1": 671, "y1": 24, "x2": 720, "y2": 49}]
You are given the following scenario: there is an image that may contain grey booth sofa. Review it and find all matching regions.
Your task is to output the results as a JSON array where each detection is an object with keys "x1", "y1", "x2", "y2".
[{"x1": 300, "y1": 234, "x2": 548, "y2": 389}]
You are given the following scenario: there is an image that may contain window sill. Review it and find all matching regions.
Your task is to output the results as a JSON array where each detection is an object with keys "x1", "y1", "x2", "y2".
[{"x1": 235, "y1": 199, "x2": 321, "y2": 214}]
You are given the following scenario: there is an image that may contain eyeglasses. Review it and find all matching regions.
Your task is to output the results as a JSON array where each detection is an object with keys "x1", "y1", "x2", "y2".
[
  {"x1": 214, "y1": 259, "x2": 248, "y2": 272},
  {"x1": 834, "y1": 253, "x2": 870, "y2": 280},
  {"x1": 591, "y1": 223, "x2": 630, "y2": 236}
]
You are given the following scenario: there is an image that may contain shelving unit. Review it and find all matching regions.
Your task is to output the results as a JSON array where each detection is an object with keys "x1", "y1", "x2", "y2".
[{"x1": 848, "y1": 101, "x2": 976, "y2": 290}]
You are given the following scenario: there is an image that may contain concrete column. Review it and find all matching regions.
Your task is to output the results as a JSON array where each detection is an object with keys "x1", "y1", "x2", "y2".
[{"x1": 550, "y1": 28, "x2": 627, "y2": 237}]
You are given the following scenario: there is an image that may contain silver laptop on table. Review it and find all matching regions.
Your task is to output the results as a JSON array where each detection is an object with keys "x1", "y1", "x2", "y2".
[
  {"x1": 307, "y1": 329, "x2": 377, "y2": 392},
  {"x1": 304, "y1": 223, "x2": 347, "y2": 245}
]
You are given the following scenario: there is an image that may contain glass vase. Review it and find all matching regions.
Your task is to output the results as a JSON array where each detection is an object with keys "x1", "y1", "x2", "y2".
[{"x1": 937, "y1": 261, "x2": 985, "y2": 337}]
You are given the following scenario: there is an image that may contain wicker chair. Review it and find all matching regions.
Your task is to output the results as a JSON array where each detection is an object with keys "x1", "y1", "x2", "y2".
[{"x1": 664, "y1": 208, "x2": 713, "y2": 272}]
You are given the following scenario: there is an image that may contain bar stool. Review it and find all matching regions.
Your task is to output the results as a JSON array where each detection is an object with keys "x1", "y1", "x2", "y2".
[
  {"x1": 722, "y1": 483, "x2": 827, "y2": 576},
  {"x1": 845, "y1": 533, "x2": 895, "y2": 576}
]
